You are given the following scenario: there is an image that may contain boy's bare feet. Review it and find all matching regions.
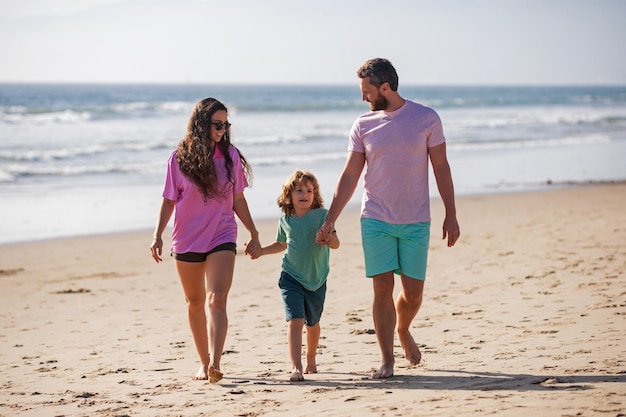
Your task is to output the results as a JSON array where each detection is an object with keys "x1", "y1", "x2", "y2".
[
  {"x1": 371, "y1": 363, "x2": 394, "y2": 379},
  {"x1": 208, "y1": 366, "x2": 223, "y2": 384},
  {"x1": 398, "y1": 331, "x2": 422, "y2": 365},
  {"x1": 193, "y1": 364, "x2": 209, "y2": 380},
  {"x1": 290, "y1": 369, "x2": 305, "y2": 382}
]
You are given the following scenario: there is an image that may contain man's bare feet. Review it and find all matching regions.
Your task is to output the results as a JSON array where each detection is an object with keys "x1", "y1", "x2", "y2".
[
  {"x1": 371, "y1": 363, "x2": 394, "y2": 379},
  {"x1": 290, "y1": 369, "x2": 305, "y2": 382},
  {"x1": 193, "y1": 364, "x2": 209, "y2": 380},
  {"x1": 208, "y1": 366, "x2": 223, "y2": 384},
  {"x1": 398, "y1": 330, "x2": 422, "y2": 365}
]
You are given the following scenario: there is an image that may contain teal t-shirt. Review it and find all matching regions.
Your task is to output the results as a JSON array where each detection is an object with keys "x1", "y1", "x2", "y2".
[{"x1": 277, "y1": 208, "x2": 330, "y2": 291}]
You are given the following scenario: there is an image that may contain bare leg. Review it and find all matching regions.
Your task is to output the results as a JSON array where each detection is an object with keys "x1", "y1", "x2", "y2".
[
  {"x1": 288, "y1": 318, "x2": 305, "y2": 381},
  {"x1": 396, "y1": 275, "x2": 424, "y2": 365},
  {"x1": 175, "y1": 260, "x2": 210, "y2": 380},
  {"x1": 305, "y1": 322, "x2": 320, "y2": 374},
  {"x1": 204, "y1": 250, "x2": 235, "y2": 383},
  {"x1": 371, "y1": 272, "x2": 396, "y2": 379}
]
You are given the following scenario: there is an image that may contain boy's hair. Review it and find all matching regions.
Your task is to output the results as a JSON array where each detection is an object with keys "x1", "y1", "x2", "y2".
[
  {"x1": 277, "y1": 170, "x2": 324, "y2": 216},
  {"x1": 357, "y1": 58, "x2": 399, "y2": 91}
]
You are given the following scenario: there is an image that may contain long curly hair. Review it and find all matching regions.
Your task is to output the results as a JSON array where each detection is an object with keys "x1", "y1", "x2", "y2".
[
  {"x1": 277, "y1": 170, "x2": 324, "y2": 216},
  {"x1": 176, "y1": 98, "x2": 252, "y2": 200}
]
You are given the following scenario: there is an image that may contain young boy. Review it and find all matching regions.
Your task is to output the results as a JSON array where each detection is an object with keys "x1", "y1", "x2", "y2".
[{"x1": 252, "y1": 170, "x2": 339, "y2": 381}]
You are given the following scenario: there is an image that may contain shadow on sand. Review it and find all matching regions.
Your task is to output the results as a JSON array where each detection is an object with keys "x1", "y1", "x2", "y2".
[{"x1": 221, "y1": 369, "x2": 626, "y2": 392}]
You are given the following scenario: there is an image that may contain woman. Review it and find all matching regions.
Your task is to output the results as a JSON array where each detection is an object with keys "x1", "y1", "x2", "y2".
[{"x1": 150, "y1": 97, "x2": 261, "y2": 382}]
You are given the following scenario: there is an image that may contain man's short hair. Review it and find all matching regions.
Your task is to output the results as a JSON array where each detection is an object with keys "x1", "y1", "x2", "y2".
[{"x1": 357, "y1": 58, "x2": 399, "y2": 91}]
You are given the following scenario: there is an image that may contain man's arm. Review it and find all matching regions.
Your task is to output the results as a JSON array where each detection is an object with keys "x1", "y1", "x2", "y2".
[
  {"x1": 317, "y1": 151, "x2": 365, "y2": 243},
  {"x1": 429, "y1": 142, "x2": 460, "y2": 247}
]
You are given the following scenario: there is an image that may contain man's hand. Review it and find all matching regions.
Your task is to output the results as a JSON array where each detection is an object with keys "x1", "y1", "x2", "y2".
[{"x1": 442, "y1": 216, "x2": 460, "y2": 247}]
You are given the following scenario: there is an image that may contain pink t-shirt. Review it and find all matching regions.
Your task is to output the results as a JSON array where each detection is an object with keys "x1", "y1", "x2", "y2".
[
  {"x1": 163, "y1": 145, "x2": 248, "y2": 254},
  {"x1": 348, "y1": 100, "x2": 446, "y2": 224}
]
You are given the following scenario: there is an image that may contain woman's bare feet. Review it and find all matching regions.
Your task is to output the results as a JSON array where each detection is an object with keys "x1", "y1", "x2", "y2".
[
  {"x1": 304, "y1": 359, "x2": 317, "y2": 374},
  {"x1": 398, "y1": 331, "x2": 422, "y2": 365},
  {"x1": 193, "y1": 364, "x2": 209, "y2": 380},
  {"x1": 208, "y1": 366, "x2": 223, "y2": 384},
  {"x1": 290, "y1": 369, "x2": 305, "y2": 382},
  {"x1": 371, "y1": 363, "x2": 394, "y2": 379}
]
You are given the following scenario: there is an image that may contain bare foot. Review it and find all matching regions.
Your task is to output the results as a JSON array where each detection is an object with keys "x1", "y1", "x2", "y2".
[
  {"x1": 208, "y1": 366, "x2": 223, "y2": 384},
  {"x1": 290, "y1": 369, "x2": 305, "y2": 382},
  {"x1": 398, "y1": 330, "x2": 422, "y2": 365},
  {"x1": 371, "y1": 364, "x2": 394, "y2": 379},
  {"x1": 304, "y1": 363, "x2": 317, "y2": 374},
  {"x1": 193, "y1": 364, "x2": 209, "y2": 380}
]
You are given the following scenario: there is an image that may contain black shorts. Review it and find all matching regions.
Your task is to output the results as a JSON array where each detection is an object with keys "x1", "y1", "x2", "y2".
[{"x1": 172, "y1": 242, "x2": 237, "y2": 263}]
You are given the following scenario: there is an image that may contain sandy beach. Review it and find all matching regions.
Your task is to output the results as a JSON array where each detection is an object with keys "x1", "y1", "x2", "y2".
[{"x1": 1, "y1": 183, "x2": 625, "y2": 417}]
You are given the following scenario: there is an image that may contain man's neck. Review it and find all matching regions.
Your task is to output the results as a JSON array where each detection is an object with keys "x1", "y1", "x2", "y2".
[{"x1": 385, "y1": 94, "x2": 406, "y2": 112}]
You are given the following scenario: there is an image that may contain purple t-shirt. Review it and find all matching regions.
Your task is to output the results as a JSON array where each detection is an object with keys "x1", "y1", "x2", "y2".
[
  {"x1": 348, "y1": 100, "x2": 446, "y2": 224},
  {"x1": 163, "y1": 145, "x2": 248, "y2": 254}
]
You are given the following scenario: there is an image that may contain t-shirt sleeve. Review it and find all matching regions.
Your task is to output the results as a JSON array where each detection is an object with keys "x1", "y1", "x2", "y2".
[
  {"x1": 163, "y1": 151, "x2": 180, "y2": 201},
  {"x1": 427, "y1": 109, "x2": 446, "y2": 148},
  {"x1": 276, "y1": 217, "x2": 286, "y2": 243},
  {"x1": 230, "y1": 146, "x2": 249, "y2": 194},
  {"x1": 347, "y1": 119, "x2": 365, "y2": 153}
]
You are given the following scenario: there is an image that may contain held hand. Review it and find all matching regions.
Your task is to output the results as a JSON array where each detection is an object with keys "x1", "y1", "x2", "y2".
[
  {"x1": 442, "y1": 216, "x2": 460, "y2": 248},
  {"x1": 150, "y1": 236, "x2": 164, "y2": 263},
  {"x1": 244, "y1": 236, "x2": 262, "y2": 259},
  {"x1": 316, "y1": 222, "x2": 333, "y2": 245}
]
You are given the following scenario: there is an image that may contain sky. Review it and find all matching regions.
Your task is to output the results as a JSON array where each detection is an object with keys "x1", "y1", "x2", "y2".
[{"x1": 1, "y1": 0, "x2": 625, "y2": 85}]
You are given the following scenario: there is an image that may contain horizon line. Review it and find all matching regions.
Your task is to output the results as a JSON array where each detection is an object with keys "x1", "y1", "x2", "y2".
[{"x1": 1, "y1": 80, "x2": 626, "y2": 88}]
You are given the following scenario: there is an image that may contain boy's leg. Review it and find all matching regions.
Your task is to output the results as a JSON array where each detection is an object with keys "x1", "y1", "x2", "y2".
[
  {"x1": 305, "y1": 322, "x2": 320, "y2": 374},
  {"x1": 288, "y1": 318, "x2": 305, "y2": 381}
]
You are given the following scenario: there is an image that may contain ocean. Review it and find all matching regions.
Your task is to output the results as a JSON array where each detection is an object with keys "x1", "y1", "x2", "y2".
[{"x1": 1, "y1": 83, "x2": 625, "y2": 244}]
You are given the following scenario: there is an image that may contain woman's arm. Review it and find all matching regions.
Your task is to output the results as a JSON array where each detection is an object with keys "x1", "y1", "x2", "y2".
[
  {"x1": 150, "y1": 198, "x2": 175, "y2": 263},
  {"x1": 233, "y1": 192, "x2": 261, "y2": 258}
]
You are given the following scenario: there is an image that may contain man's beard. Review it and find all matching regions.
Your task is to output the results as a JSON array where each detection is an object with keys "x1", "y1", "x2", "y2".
[{"x1": 370, "y1": 95, "x2": 388, "y2": 111}]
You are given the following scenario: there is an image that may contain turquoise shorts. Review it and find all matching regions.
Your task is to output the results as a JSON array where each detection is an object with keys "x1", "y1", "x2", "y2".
[{"x1": 360, "y1": 218, "x2": 430, "y2": 280}]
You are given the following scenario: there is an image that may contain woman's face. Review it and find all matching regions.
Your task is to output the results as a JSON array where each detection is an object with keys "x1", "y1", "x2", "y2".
[{"x1": 209, "y1": 110, "x2": 230, "y2": 147}]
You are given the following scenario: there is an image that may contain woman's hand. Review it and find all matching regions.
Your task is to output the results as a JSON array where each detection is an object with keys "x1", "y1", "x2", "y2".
[
  {"x1": 150, "y1": 236, "x2": 164, "y2": 263},
  {"x1": 244, "y1": 236, "x2": 262, "y2": 259}
]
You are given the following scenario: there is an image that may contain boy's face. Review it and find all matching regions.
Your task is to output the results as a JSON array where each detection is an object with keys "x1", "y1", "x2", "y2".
[{"x1": 291, "y1": 180, "x2": 315, "y2": 211}]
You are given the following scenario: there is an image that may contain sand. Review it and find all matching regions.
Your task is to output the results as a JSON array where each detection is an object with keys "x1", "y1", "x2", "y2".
[{"x1": 1, "y1": 183, "x2": 625, "y2": 417}]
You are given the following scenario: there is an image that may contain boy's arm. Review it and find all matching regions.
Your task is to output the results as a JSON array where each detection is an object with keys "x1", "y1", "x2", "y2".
[
  {"x1": 258, "y1": 241, "x2": 287, "y2": 257},
  {"x1": 327, "y1": 231, "x2": 340, "y2": 250}
]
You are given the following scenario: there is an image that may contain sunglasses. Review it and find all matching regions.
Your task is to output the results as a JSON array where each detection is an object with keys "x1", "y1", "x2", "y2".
[{"x1": 210, "y1": 121, "x2": 232, "y2": 131}]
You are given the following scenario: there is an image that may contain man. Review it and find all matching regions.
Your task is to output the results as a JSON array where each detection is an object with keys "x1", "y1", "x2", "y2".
[{"x1": 317, "y1": 58, "x2": 460, "y2": 379}]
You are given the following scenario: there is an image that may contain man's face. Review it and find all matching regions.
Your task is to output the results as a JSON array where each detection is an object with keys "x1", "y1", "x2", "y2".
[{"x1": 360, "y1": 77, "x2": 388, "y2": 111}]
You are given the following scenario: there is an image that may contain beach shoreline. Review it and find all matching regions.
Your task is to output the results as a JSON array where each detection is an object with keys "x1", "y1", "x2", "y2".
[
  {"x1": 2, "y1": 179, "x2": 624, "y2": 247},
  {"x1": 1, "y1": 183, "x2": 625, "y2": 416}
]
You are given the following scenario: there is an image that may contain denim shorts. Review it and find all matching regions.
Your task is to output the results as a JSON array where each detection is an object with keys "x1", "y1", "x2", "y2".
[
  {"x1": 172, "y1": 242, "x2": 237, "y2": 263},
  {"x1": 361, "y1": 218, "x2": 430, "y2": 280},
  {"x1": 278, "y1": 271, "x2": 326, "y2": 326}
]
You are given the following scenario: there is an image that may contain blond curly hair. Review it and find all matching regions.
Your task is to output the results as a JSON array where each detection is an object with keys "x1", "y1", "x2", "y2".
[{"x1": 276, "y1": 170, "x2": 324, "y2": 216}]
